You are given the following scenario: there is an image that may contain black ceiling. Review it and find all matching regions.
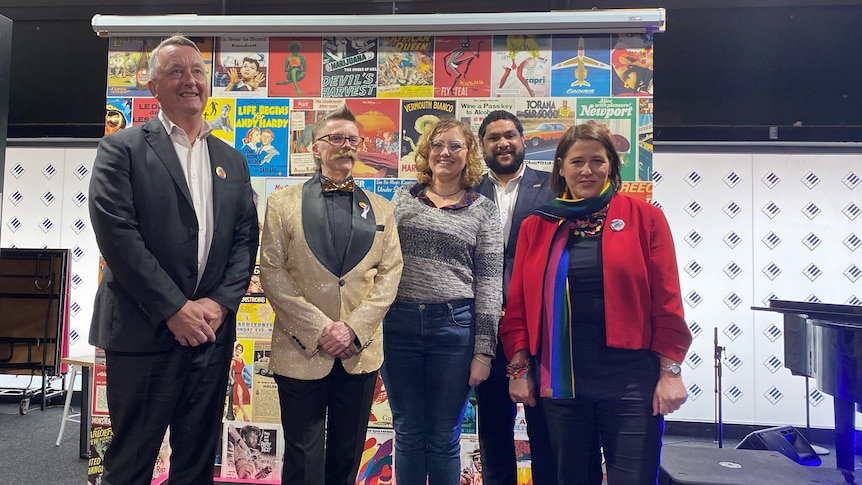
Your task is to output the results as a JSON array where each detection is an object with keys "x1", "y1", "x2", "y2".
[{"x1": 4, "y1": 0, "x2": 862, "y2": 20}]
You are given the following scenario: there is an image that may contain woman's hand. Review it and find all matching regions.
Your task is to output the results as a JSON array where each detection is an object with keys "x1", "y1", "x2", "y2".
[
  {"x1": 468, "y1": 354, "x2": 492, "y2": 387},
  {"x1": 653, "y1": 372, "x2": 687, "y2": 416},
  {"x1": 509, "y1": 374, "x2": 536, "y2": 407}
]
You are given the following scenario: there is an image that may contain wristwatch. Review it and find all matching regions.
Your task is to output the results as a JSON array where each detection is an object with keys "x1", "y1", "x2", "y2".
[{"x1": 660, "y1": 362, "x2": 682, "y2": 376}]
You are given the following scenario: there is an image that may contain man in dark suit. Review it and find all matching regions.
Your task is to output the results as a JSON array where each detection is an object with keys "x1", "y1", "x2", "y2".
[
  {"x1": 88, "y1": 35, "x2": 259, "y2": 485},
  {"x1": 475, "y1": 110, "x2": 556, "y2": 485},
  {"x1": 259, "y1": 106, "x2": 403, "y2": 485}
]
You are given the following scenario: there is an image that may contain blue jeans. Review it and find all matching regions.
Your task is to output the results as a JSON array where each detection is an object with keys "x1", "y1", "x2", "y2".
[{"x1": 381, "y1": 299, "x2": 475, "y2": 485}]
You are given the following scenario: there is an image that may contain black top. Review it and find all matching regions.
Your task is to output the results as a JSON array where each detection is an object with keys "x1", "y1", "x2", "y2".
[{"x1": 324, "y1": 190, "x2": 353, "y2": 264}]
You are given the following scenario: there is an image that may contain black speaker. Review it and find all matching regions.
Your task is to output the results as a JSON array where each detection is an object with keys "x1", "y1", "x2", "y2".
[
  {"x1": 735, "y1": 425, "x2": 821, "y2": 466},
  {"x1": 659, "y1": 446, "x2": 838, "y2": 485}
]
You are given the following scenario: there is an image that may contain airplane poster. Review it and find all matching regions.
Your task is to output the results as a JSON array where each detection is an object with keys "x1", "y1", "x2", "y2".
[{"x1": 550, "y1": 34, "x2": 612, "y2": 97}]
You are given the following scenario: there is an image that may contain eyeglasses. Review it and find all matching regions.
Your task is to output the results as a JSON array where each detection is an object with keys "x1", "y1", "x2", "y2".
[
  {"x1": 430, "y1": 140, "x2": 467, "y2": 153},
  {"x1": 316, "y1": 133, "x2": 365, "y2": 148}
]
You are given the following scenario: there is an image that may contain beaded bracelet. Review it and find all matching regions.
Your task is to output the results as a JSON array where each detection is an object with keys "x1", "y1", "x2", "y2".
[
  {"x1": 473, "y1": 355, "x2": 492, "y2": 369},
  {"x1": 506, "y1": 362, "x2": 530, "y2": 380}
]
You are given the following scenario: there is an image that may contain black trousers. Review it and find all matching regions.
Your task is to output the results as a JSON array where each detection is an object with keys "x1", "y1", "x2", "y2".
[
  {"x1": 275, "y1": 359, "x2": 378, "y2": 485},
  {"x1": 476, "y1": 343, "x2": 557, "y2": 485},
  {"x1": 103, "y1": 335, "x2": 233, "y2": 485},
  {"x1": 542, "y1": 349, "x2": 663, "y2": 485}
]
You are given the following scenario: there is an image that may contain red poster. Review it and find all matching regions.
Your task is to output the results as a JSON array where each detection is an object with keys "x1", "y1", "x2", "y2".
[
  {"x1": 133, "y1": 97, "x2": 160, "y2": 125},
  {"x1": 268, "y1": 37, "x2": 323, "y2": 98},
  {"x1": 345, "y1": 98, "x2": 401, "y2": 178},
  {"x1": 433, "y1": 36, "x2": 491, "y2": 98}
]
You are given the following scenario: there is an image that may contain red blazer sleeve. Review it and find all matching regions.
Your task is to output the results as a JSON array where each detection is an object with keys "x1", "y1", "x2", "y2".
[
  {"x1": 646, "y1": 204, "x2": 691, "y2": 363},
  {"x1": 603, "y1": 195, "x2": 690, "y2": 363},
  {"x1": 499, "y1": 216, "x2": 536, "y2": 361}
]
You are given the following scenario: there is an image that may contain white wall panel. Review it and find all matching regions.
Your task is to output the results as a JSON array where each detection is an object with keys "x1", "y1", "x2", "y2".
[
  {"x1": 654, "y1": 153, "x2": 757, "y2": 424},
  {"x1": 2, "y1": 148, "x2": 67, "y2": 248},
  {"x1": 750, "y1": 153, "x2": 862, "y2": 428},
  {"x1": 1, "y1": 146, "x2": 97, "y2": 389},
  {"x1": 58, "y1": 148, "x2": 98, "y2": 359},
  {"x1": 655, "y1": 150, "x2": 862, "y2": 430}
]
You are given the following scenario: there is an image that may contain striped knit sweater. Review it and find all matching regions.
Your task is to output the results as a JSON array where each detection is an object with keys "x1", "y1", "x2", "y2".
[{"x1": 391, "y1": 184, "x2": 504, "y2": 357}]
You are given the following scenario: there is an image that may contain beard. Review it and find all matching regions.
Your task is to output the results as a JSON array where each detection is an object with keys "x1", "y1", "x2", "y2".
[{"x1": 484, "y1": 148, "x2": 525, "y2": 175}]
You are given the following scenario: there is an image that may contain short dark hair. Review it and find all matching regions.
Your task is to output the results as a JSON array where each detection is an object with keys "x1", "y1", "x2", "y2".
[
  {"x1": 239, "y1": 425, "x2": 262, "y2": 445},
  {"x1": 549, "y1": 123, "x2": 623, "y2": 196},
  {"x1": 478, "y1": 110, "x2": 523, "y2": 139},
  {"x1": 242, "y1": 57, "x2": 261, "y2": 71}
]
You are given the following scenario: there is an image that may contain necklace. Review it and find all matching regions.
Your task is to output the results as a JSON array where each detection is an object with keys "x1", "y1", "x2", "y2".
[
  {"x1": 427, "y1": 185, "x2": 464, "y2": 198},
  {"x1": 572, "y1": 206, "x2": 608, "y2": 237}
]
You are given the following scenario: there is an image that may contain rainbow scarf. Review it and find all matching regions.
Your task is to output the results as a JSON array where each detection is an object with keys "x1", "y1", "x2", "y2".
[{"x1": 535, "y1": 182, "x2": 613, "y2": 399}]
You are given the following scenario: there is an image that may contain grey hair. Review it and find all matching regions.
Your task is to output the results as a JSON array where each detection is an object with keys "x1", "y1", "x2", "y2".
[
  {"x1": 148, "y1": 34, "x2": 201, "y2": 80},
  {"x1": 311, "y1": 105, "x2": 357, "y2": 141}
]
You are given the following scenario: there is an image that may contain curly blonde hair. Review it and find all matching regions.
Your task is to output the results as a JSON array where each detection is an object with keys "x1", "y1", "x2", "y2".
[{"x1": 414, "y1": 118, "x2": 483, "y2": 188}]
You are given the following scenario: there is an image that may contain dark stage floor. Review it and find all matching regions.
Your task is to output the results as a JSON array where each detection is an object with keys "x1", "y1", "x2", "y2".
[{"x1": 1, "y1": 396, "x2": 858, "y2": 485}]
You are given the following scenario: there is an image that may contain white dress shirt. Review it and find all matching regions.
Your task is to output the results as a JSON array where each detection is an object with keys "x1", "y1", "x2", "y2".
[
  {"x1": 488, "y1": 163, "x2": 526, "y2": 248},
  {"x1": 158, "y1": 111, "x2": 215, "y2": 289}
]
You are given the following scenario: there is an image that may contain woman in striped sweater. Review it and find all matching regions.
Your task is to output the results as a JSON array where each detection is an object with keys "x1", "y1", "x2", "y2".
[{"x1": 382, "y1": 118, "x2": 503, "y2": 485}]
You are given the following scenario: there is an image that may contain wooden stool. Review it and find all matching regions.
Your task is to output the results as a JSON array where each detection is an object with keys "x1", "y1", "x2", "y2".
[{"x1": 55, "y1": 354, "x2": 95, "y2": 458}]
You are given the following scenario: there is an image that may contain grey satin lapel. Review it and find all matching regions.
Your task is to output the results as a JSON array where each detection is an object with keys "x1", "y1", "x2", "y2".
[
  {"x1": 341, "y1": 188, "x2": 376, "y2": 276},
  {"x1": 301, "y1": 173, "x2": 342, "y2": 276},
  {"x1": 143, "y1": 119, "x2": 193, "y2": 208}
]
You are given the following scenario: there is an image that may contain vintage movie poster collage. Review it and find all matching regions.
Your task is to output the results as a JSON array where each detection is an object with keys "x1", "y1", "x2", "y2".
[{"x1": 96, "y1": 30, "x2": 655, "y2": 485}]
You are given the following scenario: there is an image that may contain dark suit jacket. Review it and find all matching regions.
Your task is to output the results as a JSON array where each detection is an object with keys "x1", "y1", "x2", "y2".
[
  {"x1": 477, "y1": 166, "x2": 554, "y2": 302},
  {"x1": 88, "y1": 117, "x2": 259, "y2": 352}
]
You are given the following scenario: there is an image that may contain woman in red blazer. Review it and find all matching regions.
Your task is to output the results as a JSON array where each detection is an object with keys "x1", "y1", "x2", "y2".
[{"x1": 499, "y1": 123, "x2": 691, "y2": 485}]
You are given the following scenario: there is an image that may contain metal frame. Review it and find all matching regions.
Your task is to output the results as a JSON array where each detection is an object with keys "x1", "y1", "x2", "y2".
[{"x1": 92, "y1": 9, "x2": 666, "y2": 37}]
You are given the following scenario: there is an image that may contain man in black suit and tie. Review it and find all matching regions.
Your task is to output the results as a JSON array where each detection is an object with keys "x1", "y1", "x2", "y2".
[
  {"x1": 475, "y1": 111, "x2": 556, "y2": 485},
  {"x1": 88, "y1": 35, "x2": 259, "y2": 485}
]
